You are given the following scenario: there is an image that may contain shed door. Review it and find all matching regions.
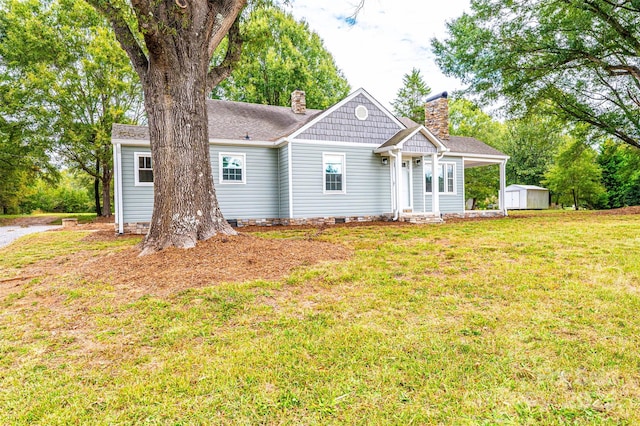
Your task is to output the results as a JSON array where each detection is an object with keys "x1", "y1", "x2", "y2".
[{"x1": 507, "y1": 191, "x2": 520, "y2": 209}]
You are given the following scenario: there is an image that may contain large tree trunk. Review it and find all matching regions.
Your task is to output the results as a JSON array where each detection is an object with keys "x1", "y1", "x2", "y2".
[
  {"x1": 94, "y1": 158, "x2": 102, "y2": 216},
  {"x1": 101, "y1": 163, "x2": 112, "y2": 217},
  {"x1": 88, "y1": 0, "x2": 245, "y2": 255},
  {"x1": 140, "y1": 53, "x2": 235, "y2": 255}
]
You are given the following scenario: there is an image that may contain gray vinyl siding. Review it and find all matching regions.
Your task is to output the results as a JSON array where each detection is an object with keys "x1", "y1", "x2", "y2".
[
  {"x1": 120, "y1": 145, "x2": 279, "y2": 223},
  {"x1": 211, "y1": 145, "x2": 279, "y2": 219},
  {"x1": 290, "y1": 143, "x2": 391, "y2": 217},
  {"x1": 439, "y1": 156, "x2": 465, "y2": 213},
  {"x1": 412, "y1": 159, "x2": 425, "y2": 212},
  {"x1": 423, "y1": 156, "x2": 465, "y2": 214},
  {"x1": 296, "y1": 94, "x2": 401, "y2": 145},
  {"x1": 278, "y1": 145, "x2": 290, "y2": 218},
  {"x1": 121, "y1": 146, "x2": 154, "y2": 223}
]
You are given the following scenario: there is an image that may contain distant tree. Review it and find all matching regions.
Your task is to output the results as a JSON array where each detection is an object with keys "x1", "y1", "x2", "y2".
[
  {"x1": 598, "y1": 141, "x2": 640, "y2": 208},
  {"x1": 432, "y1": 0, "x2": 640, "y2": 150},
  {"x1": 0, "y1": 0, "x2": 143, "y2": 216},
  {"x1": 502, "y1": 115, "x2": 563, "y2": 186},
  {"x1": 544, "y1": 139, "x2": 606, "y2": 209},
  {"x1": 212, "y1": 6, "x2": 350, "y2": 109},
  {"x1": 391, "y1": 68, "x2": 432, "y2": 124}
]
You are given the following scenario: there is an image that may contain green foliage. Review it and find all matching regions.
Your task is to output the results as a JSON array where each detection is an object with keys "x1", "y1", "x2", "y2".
[
  {"x1": 19, "y1": 172, "x2": 93, "y2": 214},
  {"x1": 432, "y1": 0, "x2": 640, "y2": 149},
  {"x1": 212, "y1": 6, "x2": 350, "y2": 109},
  {"x1": 598, "y1": 141, "x2": 640, "y2": 208},
  {"x1": 502, "y1": 115, "x2": 564, "y2": 186},
  {"x1": 391, "y1": 68, "x2": 432, "y2": 123},
  {"x1": 544, "y1": 138, "x2": 607, "y2": 209},
  {"x1": 0, "y1": 0, "x2": 143, "y2": 215}
]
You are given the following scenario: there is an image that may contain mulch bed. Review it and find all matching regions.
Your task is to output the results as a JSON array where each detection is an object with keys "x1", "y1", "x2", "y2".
[{"x1": 79, "y1": 231, "x2": 351, "y2": 296}]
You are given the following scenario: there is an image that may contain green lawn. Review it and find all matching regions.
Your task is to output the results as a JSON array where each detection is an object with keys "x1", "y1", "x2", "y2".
[{"x1": 1, "y1": 211, "x2": 639, "y2": 424}]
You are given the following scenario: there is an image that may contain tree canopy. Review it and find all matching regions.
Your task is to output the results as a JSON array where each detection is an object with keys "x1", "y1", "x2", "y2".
[
  {"x1": 391, "y1": 68, "x2": 431, "y2": 124},
  {"x1": 0, "y1": 0, "x2": 143, "y2": 216},
  {"x1": 212, "y1": 6, "x2": 350, "y2": 109},
  {"x1": 432, "y1": 0, "x2": 640, "y2": 149}
]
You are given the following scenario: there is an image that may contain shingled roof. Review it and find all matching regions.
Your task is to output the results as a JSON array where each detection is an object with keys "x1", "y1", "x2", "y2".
[
  {"x1": 112, "y1": 99, "x2": 322, "y2": 142},
  {"x1": 393, "y1": 116, "x2": 506, "y2": 157},
  {"x1": 445, "y1": 136, "x2": 506, "y2": 157}
]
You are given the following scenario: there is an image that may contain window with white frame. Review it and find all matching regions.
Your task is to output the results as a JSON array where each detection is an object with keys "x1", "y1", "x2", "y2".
[
  {"x1": 219, "y1": 153, "x2": 246, "y2": 184},
  {"x1": 134, "y1": 152, "x2": 153, "y2": 186},
  {"x1": 425, "y1": 162, "x2": 456, "y2": 194},
  {"x1": 323, "y1": 153, "x2": 345, "y2": 193}
]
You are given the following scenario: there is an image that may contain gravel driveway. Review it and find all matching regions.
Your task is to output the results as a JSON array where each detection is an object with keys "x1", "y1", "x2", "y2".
[{"x1": 0, "y1": 225, "x2": 61, "y2": 248}]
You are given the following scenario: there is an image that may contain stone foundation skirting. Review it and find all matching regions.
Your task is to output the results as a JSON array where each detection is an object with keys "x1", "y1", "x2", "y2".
[
  {"x1": 443, "y1": 210, "x2": 506, "y2": 219},
  {"x1": 116, "y1": 215, "x2": 391, "y2": 234},
  {"x1": 398, "y1": 214, "x2": 444, "y2": 224},
  {"x1": 116, "y1": 211, "x2": 504, "y2": 234}
]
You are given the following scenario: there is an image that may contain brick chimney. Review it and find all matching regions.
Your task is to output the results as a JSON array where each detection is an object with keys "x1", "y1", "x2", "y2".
[
  {"x1": 424, "y1": 91, "x2": 449, "y2": 140},
  {"x1": 291, "y1": 90, "x2": 306, "y2": 114}
]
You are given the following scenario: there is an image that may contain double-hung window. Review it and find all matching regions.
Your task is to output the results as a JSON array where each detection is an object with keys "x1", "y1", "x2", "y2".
[
  {"x1": 425, "y1": 162, "x2": 456, "y2": 194},
  {"x1": 220, "y1": 153, "x2": 246, "y2": 184},
  {"x1": 134, "y1": 152, "x2": 153, "y2": 186},
  {"x1": 323, "y1": 153, "x2": 345, "y2": 193}
]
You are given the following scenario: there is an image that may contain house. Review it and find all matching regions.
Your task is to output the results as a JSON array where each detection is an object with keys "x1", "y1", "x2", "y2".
[
  {"x1": 111, "y1": 88, "x2": 509, "y2": 234},
  {"x1": 505, "y1": 184, "x2": 550, "y2": 210}
]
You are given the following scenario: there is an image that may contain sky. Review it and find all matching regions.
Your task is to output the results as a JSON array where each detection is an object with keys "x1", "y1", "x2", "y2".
[{"x1": 288, "y1": 0, "x2": 471, "y2": 110}]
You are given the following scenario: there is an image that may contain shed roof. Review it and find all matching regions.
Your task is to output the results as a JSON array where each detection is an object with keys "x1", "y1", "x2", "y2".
[{"x1": 506, "y1": 184, "x2": 548, "y2": 191}]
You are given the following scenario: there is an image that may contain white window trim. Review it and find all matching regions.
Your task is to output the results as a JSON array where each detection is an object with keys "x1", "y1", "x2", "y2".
[
  {"x1": 134, "y1": 152, "x2": 153, "y2": 187},
  {"x1": 219, "y1": 152, "x2": 247, "y2": 184},
  {"x1": 323, "y1": 152, "x2": 346, "y2": 194},
  {"x1": 425, "y1": 162, "x2": 457, "y2": 195}
]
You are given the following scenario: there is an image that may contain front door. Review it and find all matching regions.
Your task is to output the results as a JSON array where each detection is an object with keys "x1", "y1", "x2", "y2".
[{"x1": 402, "y1": 160, "x2": 411, "y2": 210}]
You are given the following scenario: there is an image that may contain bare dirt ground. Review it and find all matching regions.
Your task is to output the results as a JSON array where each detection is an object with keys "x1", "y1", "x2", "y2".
[
  {"x1": 595, "y1": 206, "x2": 640, "y2": 215},
  {"x1": 79, "y1": 230, "x2": 352, "y2": 298},
  {"x1": 3, "y1": 215, "x2": 60, "y2": 226}
]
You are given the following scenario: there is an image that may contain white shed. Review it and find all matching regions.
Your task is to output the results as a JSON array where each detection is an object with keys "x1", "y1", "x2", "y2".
[{"x1": 505, "y1": 185, "x2": 549, "y2": 210}]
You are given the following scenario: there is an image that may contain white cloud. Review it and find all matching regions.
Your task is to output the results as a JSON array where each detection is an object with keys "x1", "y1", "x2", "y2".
[{"x1": 288, "y1": 0, "x2": 470, "y2": 109}]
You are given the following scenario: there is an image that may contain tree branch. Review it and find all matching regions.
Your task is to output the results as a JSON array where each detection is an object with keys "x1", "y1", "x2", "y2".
[
  {"x1": 86, "y1": 0, "x2": 149, "y2": 79},
  {"x1": 578, "y1": 0, "x2": 640, "y2": 53},
  {"x1": 206, "y1": 14, "x2": 243, "y2": 91},
  {"x1": 206, "y1": 0, "x2": 247, "y2": 59}
]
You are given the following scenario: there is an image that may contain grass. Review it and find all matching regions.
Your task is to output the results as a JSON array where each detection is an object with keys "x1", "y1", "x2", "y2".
[{"x1": 1, "y1": 211, "x2": 639, "y2": 424}]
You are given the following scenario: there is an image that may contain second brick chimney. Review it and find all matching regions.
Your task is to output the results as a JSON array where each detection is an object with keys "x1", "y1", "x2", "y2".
[
  {"x1": 291, "y1": 90, "x2": 306, "y2": 114},
  {"x1": 424, "y1": 91, "x2": 449, "y2": 140}
]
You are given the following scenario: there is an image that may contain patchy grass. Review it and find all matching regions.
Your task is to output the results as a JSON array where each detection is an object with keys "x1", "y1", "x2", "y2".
[{"x1": 0, "y1": 211, "x2": 639, "y2": 424}]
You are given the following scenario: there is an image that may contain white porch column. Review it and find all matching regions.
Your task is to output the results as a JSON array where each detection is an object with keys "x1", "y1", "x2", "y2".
[
  {"x1": 431, "y1": 152, "x2": 440, "y2": 216},
  {"x1": 395, "y1": 150, "x2": 402, "y2": 219},
  {"x1": 499, "y1": 160, "x2": 507, "y2": 216}
]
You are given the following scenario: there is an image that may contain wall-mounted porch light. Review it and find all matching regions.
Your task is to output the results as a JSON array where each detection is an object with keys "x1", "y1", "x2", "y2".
[{"x1": 381, "y1": 157, "x2": 389, "y2": 165}]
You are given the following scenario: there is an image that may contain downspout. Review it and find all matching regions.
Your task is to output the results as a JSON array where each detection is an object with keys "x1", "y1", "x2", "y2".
[
  {"x1": 114, "y1": 143, "x2": 124, "y2": 234},
  {"x1": 389, "y1": 150, "x2": 399, "y2": 220}
]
